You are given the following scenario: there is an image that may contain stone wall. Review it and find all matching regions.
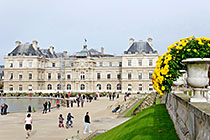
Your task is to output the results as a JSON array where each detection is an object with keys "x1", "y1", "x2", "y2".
[{"x1": 166, "y1": 93, "x2": 210, "y2": 140}]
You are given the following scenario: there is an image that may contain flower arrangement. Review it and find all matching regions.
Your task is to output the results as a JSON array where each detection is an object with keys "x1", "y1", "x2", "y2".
[{"x1": 152, "y1": 36, "x2": 210, "y2": 95}]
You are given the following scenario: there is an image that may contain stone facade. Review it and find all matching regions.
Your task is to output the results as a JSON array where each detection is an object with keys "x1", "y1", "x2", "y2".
[
  {"x1": 166, "y1": 93, "x2": 210, "y2": 140},
  {"x1": 4, "y1": 38, "x2": 158, "y2": 94}
]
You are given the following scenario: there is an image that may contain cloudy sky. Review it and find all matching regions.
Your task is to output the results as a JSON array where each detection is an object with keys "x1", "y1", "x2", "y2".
[{"x1": 0, "y1": 0, "x2": 210, "y2": 64}]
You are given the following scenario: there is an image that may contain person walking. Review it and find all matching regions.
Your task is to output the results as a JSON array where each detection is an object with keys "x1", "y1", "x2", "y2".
[
  {"x1": 58, "y1": 114, "x2": 64, "y2": 128},
  {"x1": 24, "y1": 113, "x2": 32, "y2": 139},
  {"x1": 1, "y1": 104, "x2": 4, "y2": 115},
  {"x1": 83, "y1": 112, "x2": 92, "y2": 134},
  {"x1": 56, "y1": 100, "x2": 60, "y2": 108},
  {"x1": 28, "y1": 105, "x2": 32, "y2": 113},
  {"x1": 48, "y1": 101, "x2": 51, "y2": 112},
  {"x1": 4, "y1": 103, "x2": 8, "y2": 115},
  {"x1": 81, "y1": 98, "x2": 84, "y2": 107},
  {"x1": 66, "y1": 112, "x2": 74, "y2": 128}
]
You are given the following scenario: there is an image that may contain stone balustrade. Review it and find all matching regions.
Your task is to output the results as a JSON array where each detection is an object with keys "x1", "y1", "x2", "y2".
[{"x1": 166, "y1": 92, "x2": 210, "y2": 140}]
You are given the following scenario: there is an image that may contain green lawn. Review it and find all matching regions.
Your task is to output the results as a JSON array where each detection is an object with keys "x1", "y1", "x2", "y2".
[
  {"x1": 93, "y1": 104, "x2": 179, "y2": 140},
  {"x1": 156, "y1": 96, "x2": 161, "y2": 104},
  {"x1": 124, "y1": 98, "x2": 145, "y2": 117}
]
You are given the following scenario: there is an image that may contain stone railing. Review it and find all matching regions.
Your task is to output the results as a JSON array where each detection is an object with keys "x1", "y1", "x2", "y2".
[{"x1": 166, "y1": 92, "x2": 210, "y2": 140}]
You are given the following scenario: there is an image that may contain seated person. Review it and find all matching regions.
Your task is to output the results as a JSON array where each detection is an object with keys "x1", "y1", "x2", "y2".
[{"x1": 112, "y1": 105, "x2": 120, "y2": 113}]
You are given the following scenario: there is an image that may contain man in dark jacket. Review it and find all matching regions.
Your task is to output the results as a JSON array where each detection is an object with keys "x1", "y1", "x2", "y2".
[{"x1": 83, "y1": 112, "x2": 92, "y2": 134}]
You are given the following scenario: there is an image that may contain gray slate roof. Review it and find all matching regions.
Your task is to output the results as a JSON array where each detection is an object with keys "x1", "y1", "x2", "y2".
[
  {"x1": 8, "y1": 43, "x2": 42, "y2": 56},
  {"x1": 8, "y1": 43, "x2": 57, "y2": 58},
  {"x1": 124, "y1": 41, "x2": 158, "y2": 54}
]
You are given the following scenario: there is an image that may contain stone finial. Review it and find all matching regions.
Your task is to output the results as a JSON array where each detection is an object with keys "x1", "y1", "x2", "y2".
[
  {"x1": 129, "y1": 38, "x2": 134, "y2": 46},
  {"x1": 63, "y1": 51, "x2": 67, "y2": 57},
  {"x1": 49, "y1": 46, "x2": 54, "y2": 54},
  {"x1": 147, "y1": 38, "x2": 153, "y2": 46},
  {"x1": 32, "y1": 40, "x2": 38, "y2": 51},
  {"x1": 15, "y1": 41, "x2": 21, "y2": 46},
  {"x1": 101, "y1": 47, "x2": 104, "y2": 55}
]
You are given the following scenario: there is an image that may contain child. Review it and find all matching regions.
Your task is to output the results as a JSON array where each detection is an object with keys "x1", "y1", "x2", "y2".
[{"x1": 58, "y1": 114, "x2": 64, "y2": 128}]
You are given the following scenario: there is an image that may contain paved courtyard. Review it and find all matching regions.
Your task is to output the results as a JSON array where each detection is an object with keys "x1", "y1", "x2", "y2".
[{"x1": 0, "y1": 95, "x2": 132, "y2": 140}]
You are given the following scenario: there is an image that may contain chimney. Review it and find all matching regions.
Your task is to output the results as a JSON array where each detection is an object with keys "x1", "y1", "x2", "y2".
[
  {"x1": 147, "y1": 38, "x2": 153, "y2": 46},
  {"x1": 63, "y1": 51, "x2": 67, "y2": 57},
  {"x1": 49, "y1": 46, "x2": 54, "y2": 54},
  {"x1": 129, "y1": 38, "x2": 134, "y2": 46},
  {"x1": 15, "y1": 41, "x2": 21, "y2": 46},
  {"x1": 101, "y1": 47, "x2": 104, "y2": 55},
  {"x1": 32, "y1": 40, "x2": 38, "y2": 51}
]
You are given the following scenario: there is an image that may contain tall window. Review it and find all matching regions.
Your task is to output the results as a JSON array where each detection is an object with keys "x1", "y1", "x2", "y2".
[
  {"x1": 149, "y1": 72, "x2": 153, "y2": 79},
  {"x1": 80, "y1": 72, "x2": 85, "y2": 80},
  {"x1": 139, "y1": 84, "x2": 142, "y2": 91},
  {"x1": 10, "y1": 73, "x2": 13, "y2": 80},
  {"x1": 19, "y1": 85, "x2": 22, "y2": 91},
  {"x1": 149, "y1": 84, "x2": 153, "y2": 91},
  {"x1": 117, "y1": 84, "x2": 121, "y2": 90},
  {"x1": 107, "y1": 73, "x2": 111, "y2": 79},
  {"x1": 67, "y1": 84, "x2": 71, "y2": 90},
  {"x1": 10, "y1": 63, "x2": 13, "y2": 68},
  {"x1": 71, "y1": 63, "x2": 74, "y2": 67},
  {"x1": 107, "y1": 84, "x2": 111, "y2": 90},
  {"x1": 58, "y1": 73, "x2": 61, "y2": 80},
  {"x1": 19, "y1": 73, "x2": 23, "y2": 80},
  {"x1": 67, "y1": 74, "x2": 71, "y2": 80},
  {"x1": 119, "y1": 62, "x2": 122, "y2": 67},
  {"x1": 9, "y1": 85, "x2": 13, "y2": 91},
  {"x1": 97, "y1": 73, "x2": 101, "y2": 80},
  {"x1": 19, "y1": 62, "x2": 23, "y2": 67},
  {"x1": 109, "y1": 62, "x2": 112, "y2": 67},
  {"x1": 138, "y1": 72, "x2": 142, "y2": 79},
  {"x1": 99, "y1": 62, "x2": 103, "y2": 67},
  {"x1": 29, "y1": 62, "x2": 32, "y2": 68},
  {"x1": 48, "y1": 73, "x2": 51, "y2": 80},
  {"x1": 47, "y1": 84, "x2": 52, "y2": 90},
  {"x1": 28, "y1": 85, "x2": 32, "y2": 91},
  {"x1": 29, "y1": 72, "x2": 32, "y2": 80},
  {"x1": 138, "y1": 59, "x2": 142, "y2": 66},
  {"x1": 81, "y1": 84, "x2": 85, "y2": 90},
  {"x1": 149, "y1": 59, "x2": 153, "y2": 66},
  {"x1": 52, "y1": 63, "x2": 55, "y2": 67},
  {"x1": 128, "y1": 60, "x2": 132, "y2": 66},
  {"x1": 117, "y1": 73, "x2": 121, "y2": 80},
  {"x1": 128, "y1": 72, "x2": 132, "y2": 80},
  {"x1": 97, "y1": 84, "x2": 101, "y2": 90},
  {"x1": 128, "y1": 84, "x2": 132, "y2": 91},
  {"x1": 57, "y1": 84, "x2": 61, "y2": 90}
]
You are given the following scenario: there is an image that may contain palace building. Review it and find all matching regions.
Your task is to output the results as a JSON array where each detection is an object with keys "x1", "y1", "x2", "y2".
[{"x1": 4, "y1": 38, "x2": 158, "y2": 94}]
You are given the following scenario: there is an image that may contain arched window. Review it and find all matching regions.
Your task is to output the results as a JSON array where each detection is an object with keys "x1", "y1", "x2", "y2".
[
  {"x1": 67, "y1": 84, "x2": 71, "y2": 90},
  {"x1": 47, "y1": 84, "x2": 52, "y2": 90},
  {"x1": 81, "y1": 84, "x2": 85, "y2": 90},
  {"x1": 96, "y1": 84, "x2": 101, "y2": 90},
  {"x1": 107, "y1": 84, "x2": 111, "y2": 90},
  {"x1": 57, "y1": 84, "x2": 61, "y2": 90},
  {"x1": 117, "y1": 84, "x2": 121, "y2": 90},
  {"x1": 28, "y1": 85, "x2": 32, "y2": 91}
]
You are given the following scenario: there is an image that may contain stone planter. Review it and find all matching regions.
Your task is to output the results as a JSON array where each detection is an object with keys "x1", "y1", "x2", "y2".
[
  {"x1": 182, "y1": 58, "x2": 210, "y2": 102},
  {"x1": 173, "y1": 70, "x2": 187, "y2": 93}
]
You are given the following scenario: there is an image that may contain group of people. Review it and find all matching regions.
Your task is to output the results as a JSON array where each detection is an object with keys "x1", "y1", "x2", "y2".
[
  {"x1": 107, "y1": 92, "x2": 119, "y2": 101},
  {"x1": 1, "y1": 103, "x2": 8, "y2": 115},
  {"x1": 57, "y1": 111, "x2": 91, "y2": 134},
  {"x1": 58, "y1": 112, "x2": 74, "y2": 128},
  {"x1": 43, "y1": 101, "x2": 51, "y2": 113}
]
